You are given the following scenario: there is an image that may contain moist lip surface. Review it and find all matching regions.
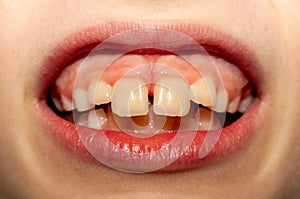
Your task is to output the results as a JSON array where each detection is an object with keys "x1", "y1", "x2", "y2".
[{"x1": 36, "y1": 22, "x2": 264, "y2": 172}]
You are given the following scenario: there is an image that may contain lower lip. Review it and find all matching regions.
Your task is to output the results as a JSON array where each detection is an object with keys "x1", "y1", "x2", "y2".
[
  {"x1": 36, "y1": 22, "x2": 263, "y2": 172},
  {"x1": 37, "y1": 99, "x2": 261, "y2": 172}
]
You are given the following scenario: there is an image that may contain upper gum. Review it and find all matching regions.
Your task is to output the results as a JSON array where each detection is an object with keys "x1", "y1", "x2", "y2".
[
  {"x1": 54, "y1": 52, "x2": 250, "y2": 105},
  {"x1": 100, "y1": 53, "x2": 201, "y2": 85}
]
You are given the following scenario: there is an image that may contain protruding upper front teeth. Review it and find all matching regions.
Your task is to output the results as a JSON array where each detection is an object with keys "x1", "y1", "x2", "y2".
[
  {"x1": 112, "y1": 78, "x2": 149, "y2": 117},
  {"x1": 153, "y1": 77, "x2": 190, "y2": 116},
  {"x1": 190, "y1": 77, "x2": 216, "y2": 107},
  {"x1": 88, "y1": 80, "x2": 112, "y2": 105}
]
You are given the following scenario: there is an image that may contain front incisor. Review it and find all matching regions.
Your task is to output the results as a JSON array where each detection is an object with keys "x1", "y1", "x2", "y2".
[
  {"x1": 112, "y1": 78, "x2": 149, "y2": 117},
  {"x1": 153, "y1": 77, "x2": 190, "y2": 117}
]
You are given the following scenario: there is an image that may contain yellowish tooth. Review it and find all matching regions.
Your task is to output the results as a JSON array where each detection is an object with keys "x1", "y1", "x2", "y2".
[
  {"x1": 112, "y1": 78, "x2": 148, "y2": 117},
  {"x1": 88, "y1": 109, "x2": 108, "y2": 130},
  {"x1": 197, "y1": 108, "x2": 222, "y2": 131},
  {"x1": 73, "y1": 89, "x2": 94, "y2": 112},
  {"x1": 190, "y1": 77, "x2": 216, "y2": 107},
  {"x1": 153, "y1": 77, "x2": 190, "y2": 117},
  {"x1": 238, "y1": 95, "x2": 253, "y2": 113},
  {"x1": 61, "y1": 95, "x2": 74, "y2": 111},
  {"x1": 88, "y1": 81, "x2": 112, "y2": 105},
  {"x1": 212, "y1": 89, "x2": 229, "y2": 112},
  {"x1": 227, "y1": 96, "x2": 241, "y2": 114},
  {"x1": 107, "y1": 106, "x2": 122, "y2": 131}
]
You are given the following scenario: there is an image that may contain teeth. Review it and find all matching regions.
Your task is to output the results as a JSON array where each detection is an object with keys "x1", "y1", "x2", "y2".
[
  {"x1": 238, "y1": 95, "x2": 253, "y2": 113},
  {"x1": 111, "y1": 78, "x2": 149, "y2": 117},
  {"x1": 227, "y1": 96, "x2": 241, "y2": 114},
  {"x1": 52, "y1": 96, "x2": 64, "y2": 112},
  {"x1": 88, "y1": 109, "x2": 108, "y2": 129},
  {"x1": 61, "y1": 95, "x2": 74, "y2": 111},
  {"x1": 180, "y1": 102, "x2": 199, "y2": 130},
  {"x1": 73, "y1": 89, "x2": 94, "y2": 112},
  {"x1": 197, "y1": 108, "x2": 222, "y2": 131},
  {"x1": 88, "y1": 81, "x2": 112, "y2": 105},
  {"x1": 190, "y1": 77, "x2": 216, "y2": 107},
  {"x1": 212, "y1": 89, "x2": 229, "y2": 112},
  {"x1": 76, "y1": 112, "x2": 89, "y2": 127},
  {"x1": 153, "y1": 77, "x2": 190, "y2": 116}
]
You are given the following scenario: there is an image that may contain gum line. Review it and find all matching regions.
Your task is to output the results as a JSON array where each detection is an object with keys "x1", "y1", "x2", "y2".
[{"x1": 54, "y1": 52, "x2": 249, "y2": 104}]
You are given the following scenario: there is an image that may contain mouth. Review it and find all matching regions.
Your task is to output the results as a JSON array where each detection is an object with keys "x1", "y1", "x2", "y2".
[{"x1": 36, "y1": 22, "x2": 264, "y2": 173}]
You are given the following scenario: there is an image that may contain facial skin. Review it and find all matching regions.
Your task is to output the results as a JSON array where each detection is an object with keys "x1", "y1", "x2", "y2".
[{"x1": 0, "y1": 0, "x2": 300, "y2": 198}]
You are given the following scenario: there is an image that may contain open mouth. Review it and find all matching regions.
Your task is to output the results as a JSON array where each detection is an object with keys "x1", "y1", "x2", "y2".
[{"x1": 36, "y1": 22, "x2": 263, "y2": 173}]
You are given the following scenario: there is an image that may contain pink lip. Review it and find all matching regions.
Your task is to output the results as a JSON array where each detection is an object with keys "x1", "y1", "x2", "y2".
[{"x1": 35, "y1": 21, "x2": 264, "y2": 172}]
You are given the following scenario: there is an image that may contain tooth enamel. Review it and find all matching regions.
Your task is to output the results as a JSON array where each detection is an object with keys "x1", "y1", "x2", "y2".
[
  {"x1": 238, "y1": 95, "x2": 253, "y2": 113},
  {"x1": 88, "y1": 81, "x2": 112, "y2": 105},
  {"x1": 52, "y1": 96, "x2": 64, "y2": 112},
  {"x1": 112, "y1": 78, "x2": 148, "y2": 117},
  {"x1": 153, "y1": 77, "x2": 190, "y2": 116},
  {"x1": 197, "y1": 108, "x2": 222, "y2": 131},
  {"x1": 76, "y1": 112, "x2": 89, "y2": 127},
  {"x1": 88, "y1": 109, "x2": 108, "y2": 130},
  {"x1": 180, "y1": 102, "x2": 199, "y2": 130},
  {"x1": 73, "y1": 89, "x2": 94, "y2": 112},
  {"x1": 212, "y1": 89, "x2": 229, "y2": 112},
  {"x1": 227, "y1": 96, "x2": 241, "y2": 114},
  {"x1": 190, "y1": 77, "x2": 216, "y2": 107},
  {"x1": 107, "y1": 106, "x2": 122, "y2": 131},
  {"x1": 61, "y1": 95, "x2": 74, "y2": 111}
]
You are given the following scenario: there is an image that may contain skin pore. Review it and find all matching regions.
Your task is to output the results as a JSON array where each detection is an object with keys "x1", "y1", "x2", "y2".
[{"x1": 0, "y1": 0, "x2": 300, "y2": 198}]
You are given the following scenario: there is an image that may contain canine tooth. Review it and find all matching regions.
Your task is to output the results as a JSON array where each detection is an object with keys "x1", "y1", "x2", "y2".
[
  {"x1": 238, "y1": 96, "x2": 253, "y2": 113},
  {"x1": 212, "y1": 89, "x2": 229, "y2": 112},
  {"x1": 61, "y1": 95, "x2": 74, "y2": 111},
  {"x1": 153, "y1": 77, "x2": 190, "y2": 116},
  {"x1": 227, "y1": 96, "x2": 241, "y2": 114},
  {"x1": 73, "y1": 89, "x2": 94, "y2": 112},
  {"x1": 197, "y1": 108, "x2": 222, "y2": 130},
  {"x1": 190, "y1": 77, "x2": 216, "y2": 107},
  {"x1": 88, "y1": 81, "x2": 112, "y2": 105},
  {"x1": 88, "y1": 109, "x2": 108, "y2": 130},
  {"x1": 112, "y1": 78, "x2": 148, "y2": 117}
]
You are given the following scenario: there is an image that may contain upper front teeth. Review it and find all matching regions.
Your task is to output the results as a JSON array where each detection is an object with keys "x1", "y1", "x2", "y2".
[
  {"x1": 153, "y1": 77, "x2": 190, "y2": 117},
  {"x1": 54, "y1": 76, "x2": 253, "y2": 116},
  {"x1": 111, "y1": 77, "x2": 149, "y2": 117}
]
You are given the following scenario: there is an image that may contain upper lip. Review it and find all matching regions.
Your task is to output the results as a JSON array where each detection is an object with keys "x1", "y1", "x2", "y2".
[{"x1": 36, "y1": 21, "x2": 264, "y2": 172}]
